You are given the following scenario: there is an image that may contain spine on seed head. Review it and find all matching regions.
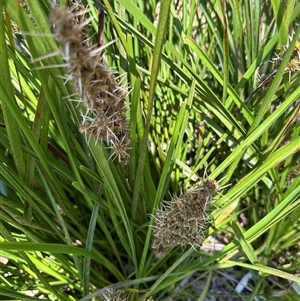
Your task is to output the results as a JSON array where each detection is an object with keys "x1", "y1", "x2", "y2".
[{"x1": 50, "y1": 5, "x2": 130, "y2": 164}]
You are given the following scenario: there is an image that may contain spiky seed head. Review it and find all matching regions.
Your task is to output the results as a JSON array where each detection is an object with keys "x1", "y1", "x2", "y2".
[
  {"x1": 51, "y1": 5, "x2": 131, "y2": 164},
  {"x1": 151, "y1": 179, "x2": 220, "y2": 258}
]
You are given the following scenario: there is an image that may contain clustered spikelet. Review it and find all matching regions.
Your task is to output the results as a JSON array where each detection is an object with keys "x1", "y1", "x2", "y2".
[
  {"x1": 258, "y1": 36, "x2": 300, "y2": 88},
  {"x1": 50, "y1": 4, "x2": 130, "y2": 164},
  {"x1": 99, "y1": 288, "x2": 128, "y2": 301},
  {"x1": 151, "y1": 179, "x2": 220, "y2": 258},
  {"x1": 274, "y1": 37, "x2": 300, "y2": 73}
]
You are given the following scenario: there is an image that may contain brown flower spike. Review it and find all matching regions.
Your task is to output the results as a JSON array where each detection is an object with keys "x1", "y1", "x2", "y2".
[
  {"x1": 151, "y1": 179, "x2": 220, "y2": 258},
  {"x1": 51, "y1": 5, "x2": 130, "y2": 164}
]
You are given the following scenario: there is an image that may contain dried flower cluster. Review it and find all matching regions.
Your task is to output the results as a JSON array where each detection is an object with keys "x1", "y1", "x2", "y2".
[
  {"x1": 258, "y1": 37, "x2": 300, "y2": 88},
  {"x1": 274, "y1": 38, "x2": 300, "y2": 73},
  {"x1": 50, "y1": 4, "x2": 130, "y2": 164},
  {"x1": 99, "y1": 288, "x2": 128, "y2": 301},
  {"x1": 151, "y1": 179, "x2": 220, "y2": 258}
]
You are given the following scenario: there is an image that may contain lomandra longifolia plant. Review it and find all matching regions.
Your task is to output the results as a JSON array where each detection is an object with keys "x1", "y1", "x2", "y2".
[{"x1": 50, "y1": 4, "x2": 131, "y2": 164}]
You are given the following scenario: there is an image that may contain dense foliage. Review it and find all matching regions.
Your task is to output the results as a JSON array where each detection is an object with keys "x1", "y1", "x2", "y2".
[{"x1": 1, "y1": 0, "x2": 299, "y2": 300}]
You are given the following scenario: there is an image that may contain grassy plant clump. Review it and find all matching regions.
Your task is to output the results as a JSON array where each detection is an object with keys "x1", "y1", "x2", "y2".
[{"x1": 1, "y1": 0, "x2": 300, "y2": 300}]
